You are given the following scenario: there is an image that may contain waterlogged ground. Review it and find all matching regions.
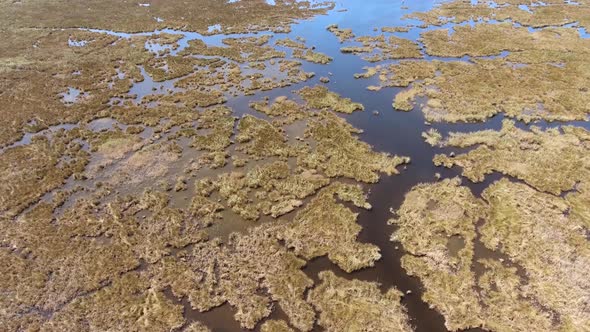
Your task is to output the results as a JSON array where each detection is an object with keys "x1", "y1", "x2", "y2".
[{"x1": 1, "y1": 0, "x2": 590, "y2": 331}]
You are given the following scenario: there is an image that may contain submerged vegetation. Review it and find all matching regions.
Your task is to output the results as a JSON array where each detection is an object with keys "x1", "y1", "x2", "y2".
[{"x1": 2, "y1": 0, "x2": 590, "y2": 331}]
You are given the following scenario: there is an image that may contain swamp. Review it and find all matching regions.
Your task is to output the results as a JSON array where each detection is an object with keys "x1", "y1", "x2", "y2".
[{"x1": 1, "y1": 0, "x2": 589, "y2": 331}]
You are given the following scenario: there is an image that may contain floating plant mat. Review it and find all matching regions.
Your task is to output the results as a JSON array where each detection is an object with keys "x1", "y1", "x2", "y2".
[{"x1": 1, "y1": 0, "x2": 590, "y2": 331}]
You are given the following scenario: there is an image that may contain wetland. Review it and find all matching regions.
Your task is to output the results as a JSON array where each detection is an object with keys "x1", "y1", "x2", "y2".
[{"x1": 1, "y1": 0, "x2": 589, "y2": 331}]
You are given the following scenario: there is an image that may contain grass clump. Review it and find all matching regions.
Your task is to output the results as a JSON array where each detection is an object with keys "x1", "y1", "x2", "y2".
[
  {"x1": 236, "y1": 115, "x2": 296, "y2": 159},
  {"x1": 250, "y1": 96, "x2": 302, "y2": 119},
  {"x1": 354, "y1": 66, "x2": 379, "y2": 79},
  {"x1": 0, "y1": 132, "x2": 88, "y2": 218},
  {"x1": 342, "y1": 35, "x2": 422, "y2": 62},
  {"x1": 421, "y1": 22, "x2": 534, "y2": 57},
  {"x1": 381, "y1": 26, "x2": 410, "y2": 33},
  {"x1": 408, "y1": 0, "x2": 590, "y2": 31},
  {"x1": 275, "y1": 38, "x2": 306, "y2": 49},
  {"x1": 261, "y1": 320, "x2": 294, "y2": 332},
  {"x1": 195, "y1": 161, "x2": 329, "y2": 221},
  {"x1": 293, "y1": 49, "x2": 333, "y2": 64},
  {"x1": 191, "y1": 106, "x2": 235, "y2": 168},
  {"x1": 0, "y1": 0, "x2": 334, "y2": 34},
  {"x1": 386, "y1": 58, "x2": 590, "y2": 122},
  {"x1": 279, "y1": 183, "x2": 380, "y2": 273},
  {"x1": 297, "y1": 85, "x2": 364, "y2": 113},
  {"x1": 151, "y1": 223, "x2": 316, "y2": 331},
  {"x1": 481, "y1": 179, "x2": 590, "y2": 331},
  {"x1": 422, "y1": 128, "x2": 442, "y2": 146},
  {"x1": 299, "y1": 111, "x2": 409, "y2": 183},
  {"x1": 390, "y1": 178, "x2": 486, "y2": 330},
  {"x1": 356, "y1": 21, "x2": 590, "y2": 123},
  {"x1": 433, "y1": 119, "x2": 590, "y2": 195},
  {"x1": 182, "y1": 35, "x2": 285, "y2": 63},
  {"x1": 326, "y1": 24, "x2": 355, "y2": 42},
  {"x1": 308, "y1": 271, "x2": 412, "y2": 332},
  {"x1": 391, "y1": 178, "x2": 564, "y2": 331},
  {"x1": 184, "y1": 322, "x2": 211, "y2": 332},
  {"x1": 46, "y1": 272, "x2": 185, "y2": 331},
  {"x1": 380, "y1": 60, "x2": 437, "y2": 88}
]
